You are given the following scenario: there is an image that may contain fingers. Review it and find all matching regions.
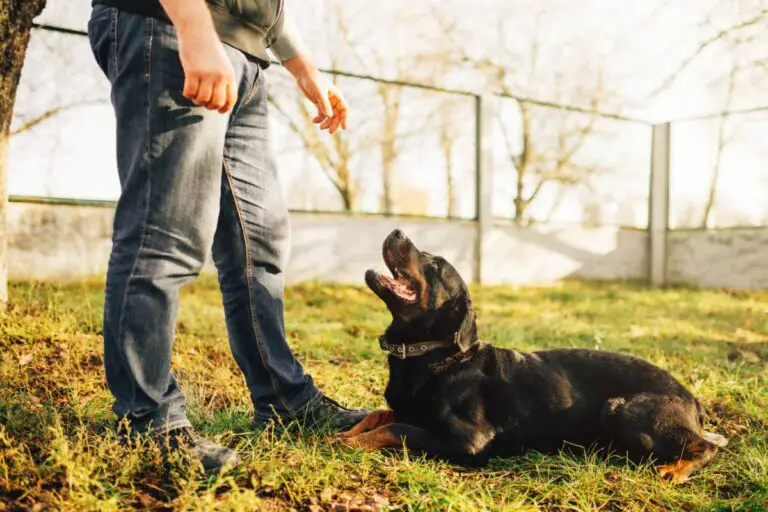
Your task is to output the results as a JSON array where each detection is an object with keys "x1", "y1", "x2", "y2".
[
  {"x1": 209, "y1": 77, "x2": 228, "y2": 112},
  {"x1": 177, "y1": 27, "x2": 238, "y2": 113},
  {"x1": 220, "y1": 80, "x2": 237, "y2": 114},
  {"x1": 183, "y1": 75, "x2": 200, "y2": 103},
  {"x1": 328, "y1": 89, "x2": 348, "y2": 133},
  {"x1": 192, "y1": 76, "x2": 214, "y2": 108},
  {"x1": 182, "y1": 71, "x2": 237, "y2": 113},
  {"x1": 319, "y1": 89, "x2": 333, "y2": 118},
  {"x1": 313, "y1": 86, "x2": 348, "y2": 134}
]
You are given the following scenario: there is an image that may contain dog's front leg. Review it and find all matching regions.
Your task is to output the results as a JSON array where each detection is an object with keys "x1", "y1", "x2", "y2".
[
  {"x1": 338, "y1": 423, "x2": 490, "y2": 467},
  {"x1": 332, "y1": 409, "x2": 396, "y2": 440}
]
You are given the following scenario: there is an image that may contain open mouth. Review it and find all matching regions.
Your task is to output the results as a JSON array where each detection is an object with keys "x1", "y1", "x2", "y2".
[{"x1": 373, "y1": 268, "x2": 417, "y2": 303}]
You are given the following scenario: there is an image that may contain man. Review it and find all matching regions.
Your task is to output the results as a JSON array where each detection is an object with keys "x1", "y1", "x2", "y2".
[{"x1": 87, "y1": 0, "x2": 366, "y2": 473}]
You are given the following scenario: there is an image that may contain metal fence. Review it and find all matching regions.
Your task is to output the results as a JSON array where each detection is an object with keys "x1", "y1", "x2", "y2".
[
  {"x1": 7, "y1": 23, "x2": 768, "y2": 285},
  {"x1": 669, "y1": 109, "x2": 768, "y2": 230},
  {"x1": 11, "y1": 24, "x2": 654, "y2": 227}
]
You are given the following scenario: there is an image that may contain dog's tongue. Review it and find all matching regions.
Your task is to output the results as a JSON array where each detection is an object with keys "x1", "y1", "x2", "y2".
[
  {"x1": 378, "y1": 272, "x2": 416, "y2": 301},
  {"x1": 392, "y1": 279, "x2": 416, "y2": 301}
]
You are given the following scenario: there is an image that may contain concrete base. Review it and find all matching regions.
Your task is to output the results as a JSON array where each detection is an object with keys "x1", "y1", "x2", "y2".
[{"x1": 8, "y1": 202, "x2": 766, "y2": 290}]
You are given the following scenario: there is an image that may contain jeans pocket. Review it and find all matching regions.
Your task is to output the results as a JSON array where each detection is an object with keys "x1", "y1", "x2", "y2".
[{"x1": 87, "y1": 6, "x2": 114, "y2": 78}]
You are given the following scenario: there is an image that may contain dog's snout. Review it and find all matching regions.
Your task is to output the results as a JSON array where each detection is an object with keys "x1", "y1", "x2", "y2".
[{"x1": 391, "y1": 229, "x2": 404, "y2": 239}]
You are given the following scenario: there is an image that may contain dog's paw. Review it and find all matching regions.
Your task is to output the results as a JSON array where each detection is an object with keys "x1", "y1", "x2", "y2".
[
  {"x1": 329, "y1": 435, "x2": 361, "y2": 450},
  {"x1": 658, "y1": 463, "x2": 691, "y2": 484},
  {"x1": 329, "y1": 430, "x2": 354, "y2": 442}
]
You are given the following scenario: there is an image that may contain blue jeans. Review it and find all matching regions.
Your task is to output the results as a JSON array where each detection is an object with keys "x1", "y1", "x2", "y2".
[{"x1": 88, "y1": 6, "x2": 319, "y2": 433}]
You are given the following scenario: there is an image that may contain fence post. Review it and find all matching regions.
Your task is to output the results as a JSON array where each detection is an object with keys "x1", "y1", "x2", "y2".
[
  {"x1": 474, "y1": 94, "x2": 494, "y2": 285},
  {"x1": 649, "y1": 123, "x2": 671, "y2": 286}
]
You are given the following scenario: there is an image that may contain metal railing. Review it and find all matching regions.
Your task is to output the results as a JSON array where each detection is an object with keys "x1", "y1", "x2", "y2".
[
  {"x1": 15, "y1": 23, "x2": 654, "y2": 223},
  {"x1": 8, "y1": 23, "x2": 768, "y2": 285}
]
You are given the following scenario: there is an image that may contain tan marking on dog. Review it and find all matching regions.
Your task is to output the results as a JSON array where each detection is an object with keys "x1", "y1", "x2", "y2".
[
  {"x1": 465, "y1": 425, "x2": 496, "y2": 455},
  {"x1": 339, "y1": 426, "x2": 403, "y2": 451},
  {"x1": 658, "y1": 438, "x2": 718, "y2": 484},
  {"x1": 333, "y1": 410, "x2": 396, "y2": 440}
]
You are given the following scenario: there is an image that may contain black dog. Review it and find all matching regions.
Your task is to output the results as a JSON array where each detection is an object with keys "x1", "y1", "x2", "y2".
[{"x1": 335, "y1": 230, "x2": 727, "y2": 483}]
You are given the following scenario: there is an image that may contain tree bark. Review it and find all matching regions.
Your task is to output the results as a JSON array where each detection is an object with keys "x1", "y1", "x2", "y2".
[
  {"x1": 379, "y1": 85, "x2": 400, "y2": 215},
  {"x1": 513, "y1": 173, "x2": 526, "y2": 224},
  {"x1": 0, "y1": 0, "x2": 47, "y2": 305},
  {"x1": 438, "y1": 105, "x2": 456, "y2": 218},
  {"x1": 701, "y1": 57, "x2": 738, "y2": 228}
]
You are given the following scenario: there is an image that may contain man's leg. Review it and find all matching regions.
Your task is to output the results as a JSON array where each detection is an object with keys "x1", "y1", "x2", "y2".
[
  {"x1": 88, "y1": 7, "x2": 241, "y2": 470},
  {"x1": 211, "y1": 63, "x2": 366, "y2": 430}
]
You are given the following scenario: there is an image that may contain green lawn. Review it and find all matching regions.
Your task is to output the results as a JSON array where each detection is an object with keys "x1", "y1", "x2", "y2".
[{"x1": 1, "y1": 276, "x2": 767, "y2": 511}]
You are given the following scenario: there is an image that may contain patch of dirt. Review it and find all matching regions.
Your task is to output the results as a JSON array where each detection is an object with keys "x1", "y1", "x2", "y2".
[
  {"x1": 706, "y1": 400, "x2": 767, "y2": 438},
  {"x1": 303, "y1": 488, "x2": 392, "y2": 512}
]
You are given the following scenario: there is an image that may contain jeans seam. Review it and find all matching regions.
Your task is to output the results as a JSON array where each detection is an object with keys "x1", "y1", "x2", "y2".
[
  {"x1": 229, "y1": 66, "x2": 262, "y2": 125},
  {"x1": 109, "y1": 7, "x2": 118, "y2": 79},
  {"x1": 145, "y1": 17, "x2": 153, "y2": 78},
  {"x1": 242, "y1": 70, "x2": 263, "y2": 108},
  {"x1": 113, "y1": 16, "x2": 157, "y2": 417},
  {"x1": 221, "y1": 149, "x2": 294, "y2": 415}
]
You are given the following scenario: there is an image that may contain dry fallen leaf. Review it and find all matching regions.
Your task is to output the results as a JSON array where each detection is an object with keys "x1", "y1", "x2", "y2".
[
  {"x1": 136, "y1": 493, "x2": 154, "y2": 508},
  {"x1": 727, "y1": 349, "x2": 761, "y2": 365},
  {"x1": 320, "y1": 488, "x2": 337, "y2": 503},
  {"x1": 372, "y1": 494, "x2": 390, "y2": 507},
  {"x1": 19, "y1": 353, "x2": 33, "y2": 366}
]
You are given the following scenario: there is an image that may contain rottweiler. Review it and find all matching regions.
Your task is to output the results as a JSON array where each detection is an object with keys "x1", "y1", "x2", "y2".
[{"x1": 334, "y1": 229, "x2": 727, "y2": 483}]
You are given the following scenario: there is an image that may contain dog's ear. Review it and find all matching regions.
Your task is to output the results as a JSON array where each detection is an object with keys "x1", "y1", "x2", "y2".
[{"x1": 451, "y1": 294, "x2": 478, "y2": 352}]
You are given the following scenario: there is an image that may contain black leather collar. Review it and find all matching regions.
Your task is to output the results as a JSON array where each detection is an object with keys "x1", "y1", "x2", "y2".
[{"x1": 378, "y1": 333, "x2": 459, "y2": 360}]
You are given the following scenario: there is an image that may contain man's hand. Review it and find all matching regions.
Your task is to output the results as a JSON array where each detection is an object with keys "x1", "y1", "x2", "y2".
[
  {"x1": 283, "y1": 55, "x2": 348, "y2": 134},
  {"x1": 160, "y1": 0, "x2": 237, "y2": 113}
]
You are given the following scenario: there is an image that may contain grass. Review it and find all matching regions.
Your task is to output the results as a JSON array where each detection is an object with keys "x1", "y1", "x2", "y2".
[{"x1": 1, "y1": 276, "x2": 767, "y2": 511}]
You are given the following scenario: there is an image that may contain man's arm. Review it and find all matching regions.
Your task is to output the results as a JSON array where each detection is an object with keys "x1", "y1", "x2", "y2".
[
  {"x1": 270, "y1": 14, "x2": 309, "y2": 63},
  {"x1": 272, "y1": 13, "x2": 348, "y2": 134},
  {"x1": 159, "y1": 0, "x2": 237, "y2": 113}
]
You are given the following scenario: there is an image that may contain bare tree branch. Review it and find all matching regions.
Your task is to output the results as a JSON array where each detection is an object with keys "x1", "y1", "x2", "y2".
[
  {"x1": 10, "y1": 99, "x2": 106, "y2": 136},
  {"x1": 642, "y1": 8, "x2": 768, "y2": 99}
]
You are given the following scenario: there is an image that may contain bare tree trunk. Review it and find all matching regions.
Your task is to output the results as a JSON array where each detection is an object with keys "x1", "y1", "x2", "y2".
[
  {"x1": 513, "y1": 176, "x2": 526, "y2": 225},
  {"x1": 0, "y1": 0, "x2": 47, "y2": 305},
  {"x1": 511, "y1": 105, "x2": 531, "y2": 226},
  {"x1": 379, "y1": 85, "x2": 400, "y2": 215},
  {"x1": 701, "y1": 61, "x2": 738, "y2": 228},
  {"x1": 445, "y1": 145, "x2": 455, "y2": 218},
  {"x1": 341, "y1": 186, "x2": 354, "y2": 211},
  {"x1": 438, "y1": 105, "x2": 456, "y2": 217},
  {"x1": 701, "y1": 116, "x2": 727, "y2": 228},
  {"x1": 332, "y1": 131, "x2": 355, "y2": 211}
]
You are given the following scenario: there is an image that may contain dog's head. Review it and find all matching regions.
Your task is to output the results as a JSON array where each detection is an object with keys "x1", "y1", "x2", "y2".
[{"x1": 365, "y1": 229, "x2": 477, "y2": 352}]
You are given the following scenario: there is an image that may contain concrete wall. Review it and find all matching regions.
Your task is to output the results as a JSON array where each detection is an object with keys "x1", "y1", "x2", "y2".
[
  {"x1": 8, "y1": 201, "x2": 767, "y2": 290},
  {"x1": 667, "y1": 228, "x2": 768, "y2": 290},
  {"x1": 6, "y1": 202, "x2": 479, "y2": 284},
  {"x1": 7, "y1": 202, "x2": 650, "y2": 286},
  {"x1": 8, "y1": 202, "x2": 114, "y2": 280},
  {"x1": 482, "y1": 224, "x2": 648, "y2": 284}
]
